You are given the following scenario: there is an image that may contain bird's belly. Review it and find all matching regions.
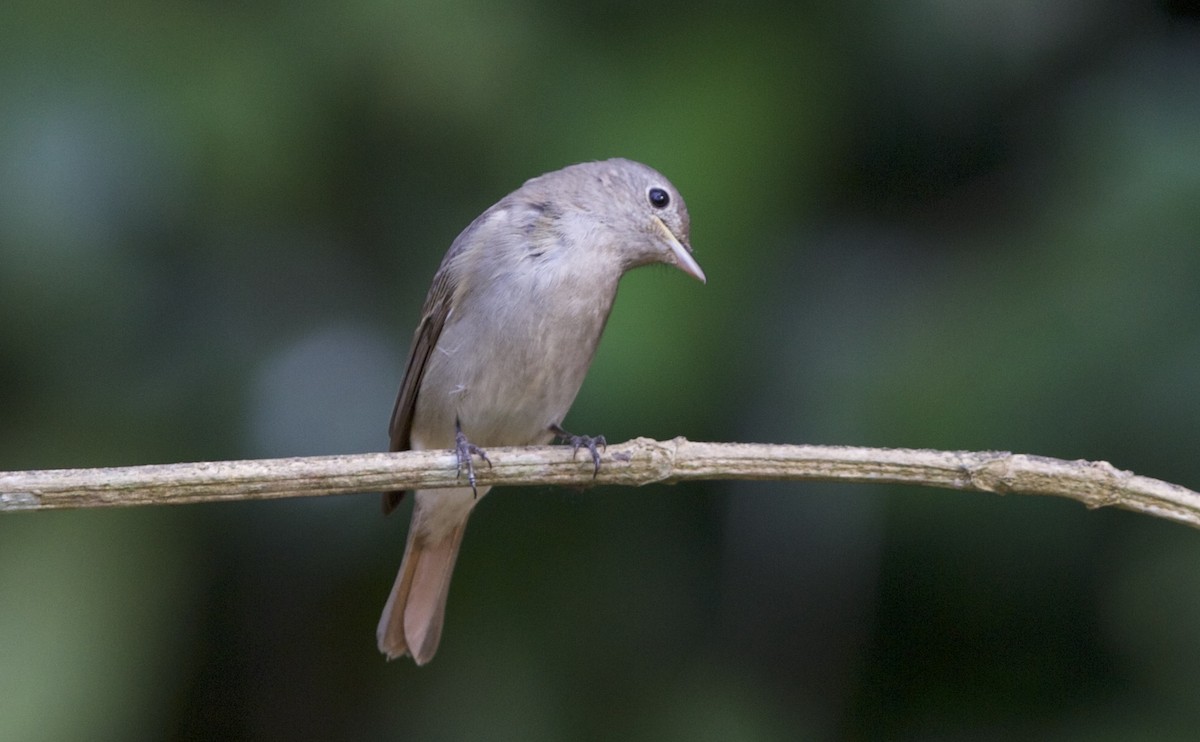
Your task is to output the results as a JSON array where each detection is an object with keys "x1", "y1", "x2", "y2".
[{"x1": 411, "y1": 300, "x2": 610, "y2": 449}]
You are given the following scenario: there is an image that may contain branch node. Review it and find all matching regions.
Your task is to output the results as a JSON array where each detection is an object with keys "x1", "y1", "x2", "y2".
[
  {"x1": 627, "y1": 436, "x2": 678, "y2": 485},
  {"x1": 1079, "y1": 459, "x2": 1132, "y2": 509},
  {"x1": 966, "y1": 453, "x2": 1015, "y2": 495}
]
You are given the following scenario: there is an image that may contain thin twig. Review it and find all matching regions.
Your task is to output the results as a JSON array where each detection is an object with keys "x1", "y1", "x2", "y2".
[{"x1": 1, "y1": 438, "x2": 1197, "y2": 529}]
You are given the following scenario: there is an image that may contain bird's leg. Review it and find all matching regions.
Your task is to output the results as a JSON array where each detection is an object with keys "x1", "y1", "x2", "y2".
[
  {"x1": 549, "y1": 423, "x2": 606, "y2": 478},
  {"x1": 454, "y1": 417, "x2": 491, "y2": 496}
]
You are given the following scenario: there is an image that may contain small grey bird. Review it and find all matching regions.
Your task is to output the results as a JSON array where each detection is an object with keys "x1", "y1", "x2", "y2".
[{"x1": 378, "y1": 158, "x2": 705, "y2": 664}]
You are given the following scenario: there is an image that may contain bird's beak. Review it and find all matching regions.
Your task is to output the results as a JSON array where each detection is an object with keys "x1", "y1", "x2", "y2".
[{"x1": 654, "y1": 216, "x2": 706, "y2": 284}]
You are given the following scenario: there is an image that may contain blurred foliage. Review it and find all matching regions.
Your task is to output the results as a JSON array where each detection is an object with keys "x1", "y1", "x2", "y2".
[{"x1": 2, "y1": 1, "x2": 1200, "y2": 740}]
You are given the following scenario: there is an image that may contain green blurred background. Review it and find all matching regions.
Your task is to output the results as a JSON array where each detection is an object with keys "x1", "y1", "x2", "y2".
[{"x1": 2, "y1": 1, "x2": 1200, "y2": 739}]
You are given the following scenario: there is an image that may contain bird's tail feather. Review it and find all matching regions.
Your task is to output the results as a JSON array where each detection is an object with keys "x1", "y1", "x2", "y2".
[{"x1": 377, "y1": 513, "x2": 468, "y2": 665}]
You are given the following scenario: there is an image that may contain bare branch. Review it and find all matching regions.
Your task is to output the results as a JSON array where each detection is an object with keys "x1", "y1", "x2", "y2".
[{"x1": 2, "y1": 438, "x2": 1197, "y2": 529}]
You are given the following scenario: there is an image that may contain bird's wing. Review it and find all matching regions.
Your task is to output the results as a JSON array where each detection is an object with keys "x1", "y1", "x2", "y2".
[
  {"x1": 382, "y1": 199, "x2": 512, "y2": 516},
  {"x1": 382, "y1": 269, "x2": 454, "y2": 514}
]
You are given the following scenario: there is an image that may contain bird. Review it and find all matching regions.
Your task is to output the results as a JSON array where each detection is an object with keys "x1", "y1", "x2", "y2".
[{"x1": 377, "y1": 158, "x2": 705, "y2": 664}]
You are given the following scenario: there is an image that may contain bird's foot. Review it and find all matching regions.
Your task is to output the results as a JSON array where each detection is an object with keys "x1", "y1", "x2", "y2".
[
  {"x1": 551, "y1": 424, "x2": 606, "y2": 477},
  {"x1": 454, "y1": 420, "x2": 491, "y2": 496}
]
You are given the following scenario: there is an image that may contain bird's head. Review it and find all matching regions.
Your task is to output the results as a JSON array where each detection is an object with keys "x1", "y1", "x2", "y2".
[{"x1": 521, "y1": 158, "x2": 706, "y2": 283}]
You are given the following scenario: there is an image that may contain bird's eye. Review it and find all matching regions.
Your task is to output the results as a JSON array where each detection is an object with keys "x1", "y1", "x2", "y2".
[{"x1": 647, "y1": 187, "x2": 670, "y2": 209}]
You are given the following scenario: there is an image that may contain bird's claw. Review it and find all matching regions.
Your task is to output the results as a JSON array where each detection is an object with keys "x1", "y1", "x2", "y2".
[
  {"x1": 454, "y1": 426, "x2": 491, "y2": 496},
  {"x1": 551, "y1": 425, "x2": 606, "y2": 478}
]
